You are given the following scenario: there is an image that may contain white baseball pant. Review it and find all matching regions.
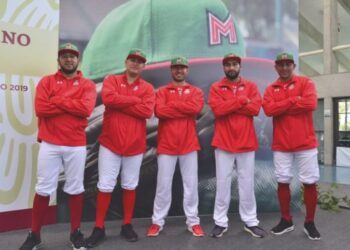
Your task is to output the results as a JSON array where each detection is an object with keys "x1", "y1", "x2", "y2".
[
  {"x1": 273, "y1": 148, "x2": 320, "y2": 184},
  {"x1": 35, "y1": 141, "x2": 86, "y2": 196},
  {"x1": 97, "y1": 145, "x2": 143, "y2": 192},
  {"x1": 213, "y1": 149, "x2": 259, "y2": 228},
  {"x1": 152, "y1": 151, "x2": 200, "y2": 227}
]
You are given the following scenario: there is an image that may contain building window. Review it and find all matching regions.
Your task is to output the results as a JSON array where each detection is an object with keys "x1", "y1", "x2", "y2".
[
  {"x1": 314, "y1": 99, "x2": 324, "y2": 163},
  {"x1": 335, "y1": 98, "x2": 350, "y2": 147},
  {"x1": 335, "y1": 0, "x2": 350, "y2": 73}
]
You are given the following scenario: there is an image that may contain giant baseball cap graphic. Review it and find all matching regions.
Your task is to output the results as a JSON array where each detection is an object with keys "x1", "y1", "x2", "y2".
[
  {"x1": 80, "y1": 0, "x2": 245, "y2": 80},
  {"x1": 60, "y1": 0, "x2": 301, "y2": 223}
]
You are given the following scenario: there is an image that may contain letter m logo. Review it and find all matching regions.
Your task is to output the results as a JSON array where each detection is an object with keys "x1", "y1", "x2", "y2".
[{"x1": 208, "y1": 12, "x2": 237, "y2": 46}]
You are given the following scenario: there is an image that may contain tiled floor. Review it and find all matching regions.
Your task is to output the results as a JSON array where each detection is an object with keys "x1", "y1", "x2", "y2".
[{"x1": 319, "y1": 165, "x2": 350, "y2": 185}]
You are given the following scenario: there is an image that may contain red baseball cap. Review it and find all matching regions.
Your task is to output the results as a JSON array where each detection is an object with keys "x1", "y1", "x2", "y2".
[
  {"x1": 126, "y1": 48, "x2": 147, "y2": 63},
  {"x1": 58, "y1": 43, "x2": 80, "y2": 57},
  {"x1": 222, "y1": 53, "x2": 242, "y2": 64}
]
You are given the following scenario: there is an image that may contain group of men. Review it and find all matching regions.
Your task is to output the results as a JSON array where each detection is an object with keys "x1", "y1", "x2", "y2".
[{"x1": 19, "y1": 43, "x2": 321, "y2": 250}]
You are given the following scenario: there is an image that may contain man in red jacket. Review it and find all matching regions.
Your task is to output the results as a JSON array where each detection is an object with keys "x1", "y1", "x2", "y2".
[
  {"x1": 86, "y1": 49, "x2": 155, "y2": 247},
  {"x1": 19, "y1": 43, "x2": 97, "y2": 250},
  {"x1": 146, "y1": 56, "x2": 205, "y2": 237},
  {"x1": 208, "y1": 53, "x2": 266, "y2": 238},
  {"x1": 263, "y1": 52, "x2": 320, "y2": 240}
]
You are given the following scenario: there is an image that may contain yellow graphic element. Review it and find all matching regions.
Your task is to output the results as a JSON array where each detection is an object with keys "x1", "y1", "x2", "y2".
[
  {"x1": 0, "y1": 134, "x2": 4, "y2": 157},
  {"x1": 10, "y1": 0, "x2": 31, "y2": 23},
  {"x1": 2, "y1": 0, "x2": 59, "y2": 31},
  {"x1": 0, "y1": 139, "x2": 26, "y2": 204},
  {"x1": 12, "y1": 0, "x2": 33, "y2": 22},
  {"x1": 48, "y1": 0, "x2": 59, "y2": 10},
  {"x1": 5, "y1": 75, "x2": 37, "y2": 135},
  {"x1": 0, "y1": 1, "x2": 6, "y2": 19},
  {"x1": 0, "y1": 0, "x2": 59, "y2": 213},
  {"x1": 29, "y1": 143, "x2": 39, "y2": 207}
]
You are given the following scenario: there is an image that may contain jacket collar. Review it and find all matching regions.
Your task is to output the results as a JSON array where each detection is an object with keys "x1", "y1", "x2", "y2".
[
  {"x1": 272, "y1": 74, "x2": 297, "y2": 87},
  {"x1": 56, "y1": 70, "x2": 82, "y2": 80},
  {"x1": 219, "y1": 77, "x2": 246, "y2": 87},
  {"x1": 122, "y1": 73, "x2": 141, "y2": 86},
  {"x1": 166, "y1": 82, "x2": 190, "y2": 89}
]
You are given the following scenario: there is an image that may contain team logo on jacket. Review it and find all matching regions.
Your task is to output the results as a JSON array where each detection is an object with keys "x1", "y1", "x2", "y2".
[
  {"x1": 73, "y1": 80, "x2": 79, "y2": 86},
  {"x1": 169, "y1": 89, "x2": 175, "y2": 94},
  {"x1": 121, "y1": 83, "x2": 126, "y2": 88},
  {"x1": 232, "y1": 86, "x2": 237, "y2": 94},
  {"x1": 221, "y1": 87, "x2": 228, "y2": 91},
  {"x1": 288, "y1": 84, "x2": 295, "y2": 90},
  {"x1": 208, "y1": 11, "x2": 237, "y2": 46},
  {"x1": 133, "y1": 86, "x2": 139, "y2": 91},
  {"x1": 238, "y1": 86, "x2": 244, "y2": 91},
  {"x1": 274, "y1": 88, "x2": 280, "y2": 92},
  {"x1": 57, "y1": 80, "x2": 63, "y2": 84},
  {"x1": 184, "y1": 89, "x2": 190, "y2": 94}
]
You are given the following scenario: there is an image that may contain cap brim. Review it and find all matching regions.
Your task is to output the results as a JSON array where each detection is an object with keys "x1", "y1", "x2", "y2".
[
  {"x1": 170, "y1": 63, "x2": 188, "y2": 67},
  {"x1": 58, "y1": 49, "x2": 79, "y2": 57},
  {"x1": 127, "y1": 54, "x2": 146, "y2": 63},
  {"x1": 223, "y1": 57, "x2": 241, "y2": 64},
  {"x1": 275, "y1": 59, "x2": 294, "y2": 64}
]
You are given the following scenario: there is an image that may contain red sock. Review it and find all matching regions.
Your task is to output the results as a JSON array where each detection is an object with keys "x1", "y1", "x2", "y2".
[
  {"x1": 69, "y1": 193, "x2": 84, "y2": 233},
  {"x1": 303, "y1": 183, "x2": 317, "y2": 223},
  {"x1": 31, "y1": 193, "x2": 50, "y2": 234},
  {"x1": 95, "y1": 191, "x2": 112, "y2": 228},
  {"x1": 122, "y1": 189, "x2": 136, "y2": 225},
  {"x1": 277, "y1": 182, "x2": 292, "y2": 221}
]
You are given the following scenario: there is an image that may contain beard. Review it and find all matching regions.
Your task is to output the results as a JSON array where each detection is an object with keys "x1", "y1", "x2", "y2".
[
  {"x1": 279, "y1": 72, "x2": 293, "y2": 80},
  {"x1": 225, "y1": 70, "x2": 240, "y2": 81},
  {"x1": 60, "y1": 65, "x2": 78, "y2": 75},
  {"x1": 172, "y1": 76, "x2": 185, "y2": 82}
]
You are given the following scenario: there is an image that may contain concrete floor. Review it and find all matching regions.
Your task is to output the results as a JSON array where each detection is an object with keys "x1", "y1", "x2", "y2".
[
  {"x1": 2, "y1": 208, "x2": 350, "y2": 250},
  {"x1": 2, "y1": 165, "x2": 349, "y2": 250}
]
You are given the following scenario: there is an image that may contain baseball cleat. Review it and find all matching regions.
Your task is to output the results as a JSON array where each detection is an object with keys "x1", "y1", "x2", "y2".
[
  {"x1": 244, "y1": 225, "x2": 267, "y2": 238},
  {"x1": 211, "y1": 225, "x2": 228, "y2": 238},
  {"x1": 188, "y1": 224, "x2": 205, "y2": 237},
  {"x1": 304, "y1": 222, "x2": 321, "y2": 240},
  {"x1": 147, "y1": 224, "x2": 163, "y2": 237},
  {"x1": 70, "y1": 228, "x2": 87, "y2": 250},
  {"x1": 120, "y1": 224, "x2": 138, "y2": 242},
  {"x1": 271, "y1": 218, "x2": 294, "y2": 235},
  {"x1": 19, "y1": 232, "x2": 42, "y2": 250},
  {"x1": 86, "y1": 226, "x2": 106, "y2": 248}
]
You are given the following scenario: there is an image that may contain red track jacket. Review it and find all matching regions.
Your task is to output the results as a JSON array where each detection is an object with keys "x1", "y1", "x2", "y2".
[
  {"x1": 35, "y1": 70, "x2": 96, "y2": 146},
  {"x1": 99, "y1": 74, "x2": 155, "y2": 156},
  {"x1": 262, "y1": 75, "x2": 318, "y2": 152},
  {"x1": 208, "y1": 77, "x2": 261, "y2": 153},
  {"x1": 155, "y1": 83, "x2": 204, "y2": 155}
]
